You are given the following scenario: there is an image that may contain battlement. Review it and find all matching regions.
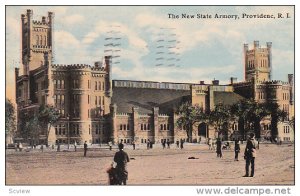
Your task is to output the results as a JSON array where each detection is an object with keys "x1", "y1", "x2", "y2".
[
  {"x1": 158, "y1": 114, "x2": 170, "y2": 117},
  {"x1": 51, "y1": 64, "x2": 106, "y2": 71},
  {"x1": 263, "y1": 80, "x2": 290, "y2": 85},
  {"x1": 116, "y1": 113, "x2": 130, "y2": 116},
  {"x1": 244, "y1": 41, "x2": 272, "y2": 51},
  {"x1": 32, "y1": 20, "x2": 50, "y2": 25}
]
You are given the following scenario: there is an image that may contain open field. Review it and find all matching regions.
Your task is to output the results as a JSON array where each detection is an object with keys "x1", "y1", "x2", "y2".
[{"x1": 6, "y1": 143, "x2": 294, "y2": 185}]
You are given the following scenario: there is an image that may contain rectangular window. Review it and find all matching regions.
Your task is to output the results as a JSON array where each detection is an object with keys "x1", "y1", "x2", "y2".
[
  {"x1": 88, "y1": 95, "x2": 90, "y2": 104},
  {"x1": 61, "y1": 80, "x2": 65, "y2": 89},
  {"x1": 88, "y1": 80, "x2": 90, "y2": 89},
  {"x1": 88, "y1": 109, "x2": 90, "y2": 118},
  {"x1": 120, "y1": 125, "x2": 122, "y2": 130},
  {"x1": 95, "y1": 81, "x2": 97, "y2": 90},
  {"x1": 95, "y1": 96, "x2": 97, "y2": 105},
  {"x1": 57, "y1": 80, "x2": 61, "y2": 89}
]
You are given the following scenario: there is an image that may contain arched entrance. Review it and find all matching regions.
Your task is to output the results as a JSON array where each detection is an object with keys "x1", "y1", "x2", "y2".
[{"x1": 198, "y1": 123, "x2": 208, "y2": 138}]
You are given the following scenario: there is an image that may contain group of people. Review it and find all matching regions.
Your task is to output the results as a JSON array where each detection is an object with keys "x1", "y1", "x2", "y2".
[{"x1": 213, "y1": 133, "x2": 257, "y2": 177}]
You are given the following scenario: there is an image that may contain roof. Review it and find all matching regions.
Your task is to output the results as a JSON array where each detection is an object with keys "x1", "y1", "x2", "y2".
[
  {"x1": 213, "y1": 91, "x2": 245, "y2": 106},
  {"x1": 112, "y1": 87, "x2": 191, "y2": 114}
]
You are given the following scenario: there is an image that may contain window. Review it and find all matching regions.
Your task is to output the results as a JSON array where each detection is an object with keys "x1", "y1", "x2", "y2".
[
  {"x1": 36, "y1": 35, "x2": 39, "y2": 45},
  {"x1": 88, "y1": 109, "x2": 90, "y2": 118},
  {"x1": 167, "y1": 124, "x2": 170, "y2": 130},
  {"x1": 95, "y1": 81, "x2": 97, "y2": 90},
  {"x1": 88, "y1": 80, "x2": 90, "y2": 89},
  {"x1": 57, "y1": 80, "x2": 61, "y2": 89},
  {"x1": 123, "y1": 124, "x2": 126, "y2": 130},
  {"x1": 144, "y1": 124, "x2": 147, "y2": 130},
  {"x1": 160, "y1": 124, "x2": 163, "y2": 130},
  {"x1": 164, "y1": 124, "x2": 167, "y2": 130},
  {"x1": 127, "y1": 124, "x2": 130, "y2": 130},
  {"x1": 61, "y1": 80, "x2": 64, "y2": 89},
  {"x1": 141, "y1": 124, "x2": 143, "y2": 130},
  {"x1": 40, "y1": 35, "x2": 43, "y2": 45},
  {"x1": 88, "y1": 95, "x2": 90, "y2": 104},
  {"x1": 95, "y1": 96, "x2": 97, "y2": 105},
  {"x1": 147, "y1": 124, "x2": 150, "y2": 130},
  {"x1": 120, "y1": 125, "x2": 123, "y2": 130}
]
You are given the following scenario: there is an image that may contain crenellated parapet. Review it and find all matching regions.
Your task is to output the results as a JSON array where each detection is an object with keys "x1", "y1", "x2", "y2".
[{"x1": 263, "y1": 80, "x2": 289, "y2": 85}]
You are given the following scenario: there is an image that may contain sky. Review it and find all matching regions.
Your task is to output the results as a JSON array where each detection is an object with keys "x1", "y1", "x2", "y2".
[{"x1": 5, "y1": 6, "x2": 294, "y2": 102}]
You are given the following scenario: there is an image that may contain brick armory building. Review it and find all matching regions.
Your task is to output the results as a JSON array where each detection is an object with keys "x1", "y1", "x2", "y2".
[{"x1": 15, "y1": 10, "x2": 294, "y2": 145}]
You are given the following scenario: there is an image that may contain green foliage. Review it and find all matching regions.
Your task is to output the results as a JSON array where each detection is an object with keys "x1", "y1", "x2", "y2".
[
  {"x1": 38, "y1": 105, "x2": 61, "y2": 144},
  {"x1": 176, "y1": 102, "x2": 206, "y2": 141},
  {"x1": 5, "y1": 99, "x2": 16, "y2": 137},
  {"x1": 208, "y1": 103, "x2": 230, "y2": 138}
]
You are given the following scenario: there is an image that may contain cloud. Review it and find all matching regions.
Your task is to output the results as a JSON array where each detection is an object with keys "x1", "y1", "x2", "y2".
[{"x1": 64, "y1": 14, "x2": 85, "y2": 26}]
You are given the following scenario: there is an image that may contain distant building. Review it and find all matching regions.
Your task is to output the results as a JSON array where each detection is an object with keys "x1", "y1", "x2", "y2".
[{"x1": 15, "y1": 10, "x2": 294, "y2": 145}]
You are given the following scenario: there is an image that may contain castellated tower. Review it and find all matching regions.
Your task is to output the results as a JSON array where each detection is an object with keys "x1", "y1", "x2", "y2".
[
  {"x1": 16, "y1": 10, "x2": 112, "y2": 145},
  {"x1": 21, "y1": 9, "x2": 53, "y2": 73},
  {"x1": 244, "y1": 41, "x2": 272, "y2": 82}
]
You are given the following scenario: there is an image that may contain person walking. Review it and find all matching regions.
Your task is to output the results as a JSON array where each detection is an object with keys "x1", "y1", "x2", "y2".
[
  {"x1": 176, "y1": 140, "x2": 179, "y2": 148},
  {"x1": 84, "y1": 141, "x2": 88, "y2": 157},
  {"x1": 113, "y1": 143, "x2": 130, "y2": 185},
  {"x1": 234, "y1": 139, "x2": 240, "y2": 161},
  {"x1": 57, "y1": 142, "x2": 61, "y2": 152},
  {"x1": 108, "y1": 141, "x2": 112, "y2": 151},
  {"x1": 243, "y1": 133, "x2": 257, "y2": 177},
  {"x1": 180, "y1": 139, "x2": 184, "y2": 149},
  {"x1": 208, "y1": 138, "x2": 212, "y2": 150},
  {"x1": 216, "y1": 138, "x2": 222, "y2": 158},
  {"x1": 167, "y1": 140, "x2": 170, "y2": 149},
  {"x1": 147, "y1": 139, "x2": 150, "y2": 150},
  {"x1": 74, "y1": 141, "x2": 77, "y2": 152},
  {"x1": 162, "y1": 140, "x2": 166, "y2": 149}
]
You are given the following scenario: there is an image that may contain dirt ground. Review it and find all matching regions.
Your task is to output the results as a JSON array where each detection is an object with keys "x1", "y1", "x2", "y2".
[{"x1": 5, "y1": 143, "x2": 294, "y2": 185}]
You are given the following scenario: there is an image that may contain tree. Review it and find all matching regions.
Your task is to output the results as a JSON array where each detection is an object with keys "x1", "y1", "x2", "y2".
[
  {"x1": 246, "y1": 101, "x2": 269, "y2": 139},
  {"x1": 5, "y1": 99, "x2": 16, "y2": 143},
  {"x1": 265, "y1": 102, "x2": 287, "y2": 140},
  {"x1": 38, "y1": 105, "x2": 60, "y2": 145},
  {"x1": 289, "y1": 116, "x2": 295, "y2": 130},
  {"x1": 208, "y1": 103, "x2": 230, "y2": 139},
  {"x1": 176, "y1": 102, "x2": 204, "y2": 142}
]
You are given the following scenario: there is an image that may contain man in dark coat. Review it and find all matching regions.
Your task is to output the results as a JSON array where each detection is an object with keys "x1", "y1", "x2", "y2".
[
  {"x1": 244, "y1": 133, "x2": 257, "y2": 177},
  {"x1": 84, "y1": 141, "x2": 88, "y2": 157},
  {"x1": 114, "y1": 143, "x2": 130, "y2": 185},
  {"x1": 216, "y1": 138, "x2": 222, "y2": 158},
  {"x1": 234, "y1": 139, "x2": 240, "y2": 161}
]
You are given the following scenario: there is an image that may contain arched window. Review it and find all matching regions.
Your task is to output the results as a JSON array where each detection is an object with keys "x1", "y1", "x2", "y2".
[
  {"x1": 36, "y1": 35, "x2": 39, "y2": 45},
  {"x1": 44, "y1": 35, "x2": 47, "y2": 46},
  {"x1": 40, "y1": 35, "x2": 43, "y2": 45}
]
